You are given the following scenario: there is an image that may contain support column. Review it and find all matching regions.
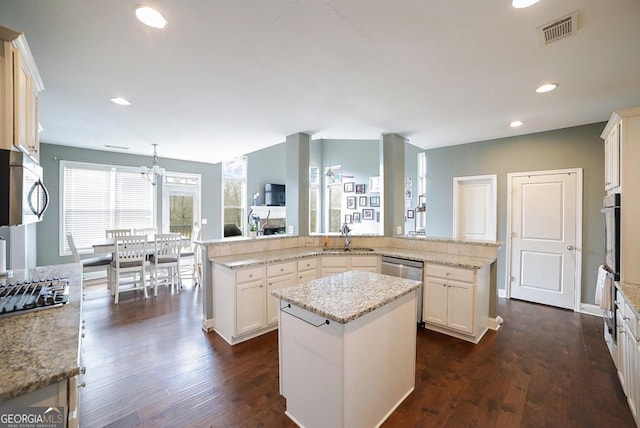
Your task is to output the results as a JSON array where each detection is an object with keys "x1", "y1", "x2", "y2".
[
  {"x1": 381, "y1": 133, "x2": 406, "y2": 237},
  {"x1": 286, "y1": 133, "x2": 310, "y2": 236}
]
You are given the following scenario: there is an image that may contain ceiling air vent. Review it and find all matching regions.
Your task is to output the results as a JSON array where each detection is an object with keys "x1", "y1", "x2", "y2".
[{"x1": 537, "y1": 11, "x2": 579, "y2": 45}]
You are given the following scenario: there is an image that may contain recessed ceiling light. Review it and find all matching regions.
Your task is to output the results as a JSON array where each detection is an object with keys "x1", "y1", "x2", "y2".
[
  {"x1": 110, "y1": 97, "x2": 131, "y2": 106},
  {"x1": 512, "y1": 0, "x2": 540, "y2": 8},
  {"x1": 536, "y1": 83, "x2": 558, "y2": 93},
  {"x1": 134, "y1": 6, "x2": 167, "y2": 29},
  {"x1": 510, "y1": 120, "x2": 524, "y2": 128}
]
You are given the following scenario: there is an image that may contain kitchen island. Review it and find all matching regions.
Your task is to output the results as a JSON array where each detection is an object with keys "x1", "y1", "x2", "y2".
[{"x1": 272, "y1": 270, "x2": 422, "y2": 428}]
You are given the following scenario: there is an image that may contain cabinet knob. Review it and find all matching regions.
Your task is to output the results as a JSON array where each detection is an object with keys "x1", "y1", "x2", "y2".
[
  {"x1": 260, "y1": 284, "x2": 263, "y2": 288},
  {"x1": 78, "y1": 382, "x2": 86, "y2": 389},
  {"x1": 80, "y1": 366, "x2": 87, "y2": 375},
  {"x1": 280, "y1": 268, "x2": 284, "y2": 272}
]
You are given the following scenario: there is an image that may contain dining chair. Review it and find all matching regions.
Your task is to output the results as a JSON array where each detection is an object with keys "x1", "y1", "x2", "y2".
[
  {"x1": 149, "y1": 233, "x2": 182, "y2": 296},
  {"x1": 66, "y1": 233, "x2": 112, "y2": 284},
  {"x1": 179, "y1": 227, "x2": 202, "y2": 286},
  {"x1": 110, "y1": 235, "x2": 148, "y2": 304},
  {"x1": 106, "y1": 228, "x2": 131, "y2": 238},
  {"x1": 133, "y1": 228, "x2": 157, "y2": 241}
]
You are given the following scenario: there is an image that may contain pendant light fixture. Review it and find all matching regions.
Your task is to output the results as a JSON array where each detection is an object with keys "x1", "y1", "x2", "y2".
[{"x1": 140, "y1": 144, "x2": 166, "y2": 186}]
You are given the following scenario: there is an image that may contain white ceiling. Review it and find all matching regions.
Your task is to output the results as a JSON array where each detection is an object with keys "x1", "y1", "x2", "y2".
[{"x1": 1, "y1": 0, "x2": 639, "y2": 164}]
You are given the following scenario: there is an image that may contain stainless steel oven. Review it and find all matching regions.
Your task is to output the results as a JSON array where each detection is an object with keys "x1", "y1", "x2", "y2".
[{"x1": 602, "y1": 193, "x2": 620, "y2": 280}]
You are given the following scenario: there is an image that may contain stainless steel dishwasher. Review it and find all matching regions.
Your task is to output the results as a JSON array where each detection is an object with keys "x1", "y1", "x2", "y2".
[{"x1": 381, "y1": 256, "x2": 424, "y2": 326}]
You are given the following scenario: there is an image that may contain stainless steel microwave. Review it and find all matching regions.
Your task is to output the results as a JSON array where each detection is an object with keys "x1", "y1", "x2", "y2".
[{"x1": 0, "y1": 149, "x2": 49, "y2": 226}]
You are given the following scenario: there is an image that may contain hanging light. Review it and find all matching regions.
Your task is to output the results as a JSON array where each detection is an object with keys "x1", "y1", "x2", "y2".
[{"x1": 140, "y1": 144, "x2": 165, "y2": 186}]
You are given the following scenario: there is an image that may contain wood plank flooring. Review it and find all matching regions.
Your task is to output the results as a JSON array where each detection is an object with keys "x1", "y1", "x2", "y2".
[{"x1": 80, "y1": 282, "x2": 636, "y2": 427}]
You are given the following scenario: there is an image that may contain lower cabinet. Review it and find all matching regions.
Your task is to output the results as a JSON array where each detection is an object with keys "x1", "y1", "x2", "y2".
[
  {"x1": 235, "y1": 266, "x2": 267, "y2": 335},
  {"x1": 297, "y1": 258, "x2": 318, "y2": 284},
  {"x1": 266, "y1": 262, "x2": 297, "y2": 325},
  {"x1": 614, "y1": 289, "x2": 640, "y2": 424},
  {"x1": 423, "y1": 263, "x2": 489, "y2": 343},
  {"x1": 320, "y1": 255, "x2": 379, "y2": 277}
]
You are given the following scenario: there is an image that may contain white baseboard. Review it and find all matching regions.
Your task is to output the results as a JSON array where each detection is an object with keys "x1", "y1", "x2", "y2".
[
  {"x1": 201, "y1": 318, "x2": 214, "y2": 332},
  {"x1": 488, "y1": 315, "x2": 504, "y2": 331},
  {"x1": 498, "y1": 288, "x2": 506, "y2": 298},
  {"x1": 580, "y1": 303, "x2": 603, "y2": 317}
]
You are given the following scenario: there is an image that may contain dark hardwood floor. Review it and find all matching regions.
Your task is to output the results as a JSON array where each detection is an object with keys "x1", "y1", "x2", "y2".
[{"x1": 80, "y1": 282, "x2": 635, "y2": 428}]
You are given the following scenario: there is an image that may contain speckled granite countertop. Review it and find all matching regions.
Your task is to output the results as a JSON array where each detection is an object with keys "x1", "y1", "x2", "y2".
[
  {"x1": 0, "y1": 263, "x2": 82, "y2": 402},
  {"x1": 210, "y1": 246, "x2": 494, "y2": 270},
  {"x1": 271, "y1": 270, "x2": 422, "y2": 324},
  {"x1": 616, "y1": 281, "x2": 640, "y2": 318}
]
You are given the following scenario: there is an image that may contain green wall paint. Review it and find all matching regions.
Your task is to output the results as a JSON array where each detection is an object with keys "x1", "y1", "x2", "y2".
[{"x1": 425, "y1": 122, "x2": 606, "y2": 305}]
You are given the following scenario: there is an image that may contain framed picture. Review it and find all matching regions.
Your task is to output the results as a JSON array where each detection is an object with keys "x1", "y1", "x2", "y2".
[
  {"x1": 362, "y1": 209, "x2": 374, "y2": 220},
  {"x1": 370, "y1": 196, "x2": 380, "y2": 207},
  {"x1": 343, "y1": 182, "x2": 354, "y2": 192},
  {"x1": 405, "y1": 177, "x2": 413, "y2": 189},
  {"x1": 407, "y1": 209, "x2": 415, "y2": 219},
  {"x1": 355, "y1": 184, "x2": 366, "y2": 194},
  {"x1": 369, "y1": 176, "x2": 380, "y2": 193},
  {"x1": 358, "y1": 196, "x2": 367, "y2": 207},
  {"x1": 405, "y1": 189, "x2": 412, "y2": 199},
  {"x1": 344, "y1": 214, "x2": 352, "y2": 224},
  {"x1": 353, "y1": 212, "x2": 361, "y2": 222},
  {"x1": 347, "y1": 196, "x2": 356, "y2": 209}
]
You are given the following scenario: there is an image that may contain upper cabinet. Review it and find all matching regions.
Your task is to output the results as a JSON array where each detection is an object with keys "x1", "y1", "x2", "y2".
[
  {"x1": 0, "y1": 26, "x2": 44, "y2": 162},
  {"x1": 603, "y1": 119, "x2": 621, "y2": 192}
]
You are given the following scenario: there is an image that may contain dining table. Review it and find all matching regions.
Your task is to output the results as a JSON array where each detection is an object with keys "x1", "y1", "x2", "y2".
[{"x1": 92, "y1": 236, "x2": 193, "y2": 254}]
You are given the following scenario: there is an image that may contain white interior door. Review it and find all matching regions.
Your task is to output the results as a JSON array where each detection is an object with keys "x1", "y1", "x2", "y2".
[
  {"x1": 508, "y1": 170, "x2": 581, "y2": 310},
  {"x1": 453, "y1": 175, "x2": 496, "y2": 241}
]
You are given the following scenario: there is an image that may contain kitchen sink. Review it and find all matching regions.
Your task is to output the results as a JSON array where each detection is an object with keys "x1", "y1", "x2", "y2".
[{"x1": 322, "y1": 247, "x2": 375, "y2": 252}]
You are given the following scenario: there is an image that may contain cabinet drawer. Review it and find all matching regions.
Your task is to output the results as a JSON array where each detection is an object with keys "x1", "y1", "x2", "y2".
[
  {"x1": 351, "y1": 256, "x2": 378, "y2": 268},
  {"x1": 267, "y1": 261, "x2": 296, "y2": 277},
  {"x1": 297, "y1": 258, "x2": 318, "y2": 271},
  {"x1": 236, "y1": 266, "x2": 265, "y2": 283},
  {"x1": 426, "y1": 264, "x2": 474, "y2": 283},
  {"x1": 624, "y1": 301, "x2": 638, "y2": 337},
  {"x1": 321, "y1": 257, "x2": 348, "y2": 268}
]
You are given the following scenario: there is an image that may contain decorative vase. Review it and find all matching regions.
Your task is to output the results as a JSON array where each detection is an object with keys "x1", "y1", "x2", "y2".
[{"x1": 250, "y1": 231, "x2": 257, "y2": 239}]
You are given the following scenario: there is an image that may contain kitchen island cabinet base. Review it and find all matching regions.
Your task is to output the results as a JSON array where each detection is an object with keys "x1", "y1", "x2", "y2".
[{"x1": 278, "y1": 291, "x2": 417, "y2": 428}]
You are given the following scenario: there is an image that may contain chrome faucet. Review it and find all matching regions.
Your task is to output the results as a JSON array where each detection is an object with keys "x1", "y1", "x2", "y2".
[{"x1": 341, "y1": 222, "x2": 352, "y2": 250}]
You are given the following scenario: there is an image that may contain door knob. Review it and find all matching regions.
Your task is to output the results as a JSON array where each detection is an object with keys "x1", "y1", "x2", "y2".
[{"x1": 567, "y1": 245, "x2": 574, "y2": 250}]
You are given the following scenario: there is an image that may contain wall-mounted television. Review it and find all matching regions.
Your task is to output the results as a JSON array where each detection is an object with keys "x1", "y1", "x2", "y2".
[{"x1": 265, "y1": 183, "x2": 285, "y2": 206}]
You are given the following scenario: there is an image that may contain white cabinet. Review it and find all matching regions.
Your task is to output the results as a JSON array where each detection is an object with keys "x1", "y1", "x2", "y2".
[
  {"x1": 602, "y1": 107, "x2": 640, "y2": 284},
  {"x1": 615, "y1": 289, "x2": 640, "y2": 424},
  {"x1": 267, "y1": 261, "x2": 297, "y2": 325},
  {"x1": 423, "y1": 263, "x2": 489, "y2": 343},
  {"x1": 603, "y1": 120, "x2": 621, "y2": 192},
  {"x1": 320, "y1": 255, "x2": 379, "y2": 277},
  {"x1": 297, "y1": 258, "x2": 318, "y2": 284},
  {"x1": 236, "y1": 266, "x2": 267, "y2": 335},
  {"x1": 0, "y1": 26, "x2": 43, "y2": 162}
]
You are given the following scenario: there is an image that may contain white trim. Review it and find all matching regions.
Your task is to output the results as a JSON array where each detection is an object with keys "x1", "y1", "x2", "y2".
[
  {"x1": 488, "y1": 315, "x2": 504, "y2": 331},
  {"x1": 580, "y1": 303, "x2": 604, "y2": 318},
  {"x1": 505, "y1": 168, "x2": 583, "y2": 311},
  {"x1": 452, "y1": 174, "x2": 497, "y2": 241},
  {"x1": 201, "y1": 317, "x2": 214, "y2": 332},
  {"x1": 161, "y1": 171, "x2": 202, "y2": 233},
  {"x1": 498, "y1": 288, "x2": 507, "y2": 298}
]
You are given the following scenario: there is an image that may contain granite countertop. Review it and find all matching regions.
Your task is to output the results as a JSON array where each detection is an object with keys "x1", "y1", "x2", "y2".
[
  {"x1": 210, "y1": 246, "x2": 495, "y2": 271},
  {"x1": 616, "y1": 281, "x2": 640, "y2": 318},
  {"x1": 0, "y1": 263, "x2": 82, "y2": 402},
  {"x1": 271, "y1": 270, "x2": 422, "y2": 324}
]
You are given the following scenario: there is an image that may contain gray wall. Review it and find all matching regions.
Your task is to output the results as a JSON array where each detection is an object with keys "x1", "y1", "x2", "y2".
[
  {"x1": 425, "y1": 122, "x2": 605, "y2": 304},
  {"x1": 404, "y1": 143, "x2": 422, "y2": 234},
  {"x1": 247, "y1": 142, "x2": 286, "y2": 207},
  {"x1": 37, "y1": 143, "x2": 221, "y2": 266}
]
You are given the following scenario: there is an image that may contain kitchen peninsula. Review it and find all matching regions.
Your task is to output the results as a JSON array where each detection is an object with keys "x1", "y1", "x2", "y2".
[{"x1": 272, "y1": 270, "x2": 421, "y2": 428}]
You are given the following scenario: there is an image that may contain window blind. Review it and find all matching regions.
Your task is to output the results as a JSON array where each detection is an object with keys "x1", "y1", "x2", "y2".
[{"x1": 61, "y1": 161, "x2": 155, "y2": 255}]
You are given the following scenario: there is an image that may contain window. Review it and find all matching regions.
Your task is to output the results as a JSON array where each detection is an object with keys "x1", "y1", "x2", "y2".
[
  {"x1": 222, "y1": 157, "x2": 247, "y2": 236},
  {"x1": 324, "y1": 165, "x2": 343, "y2": 233},
  {"x1": 417, "y1": 152, "x2": 427, "y2": 230},
  {"x1": 309, "y1": 167, "x2": 320, "y2": 233},
  {"x1": 60, "y1": 160, "x2": 155, "y2": 255}
]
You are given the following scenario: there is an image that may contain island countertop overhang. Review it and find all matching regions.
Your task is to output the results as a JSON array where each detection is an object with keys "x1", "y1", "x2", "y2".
[{"x1": 271, "y1": 270, "x2": 422, "y2": 324}]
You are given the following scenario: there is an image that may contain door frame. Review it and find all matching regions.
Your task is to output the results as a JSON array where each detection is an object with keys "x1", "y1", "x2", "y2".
[
  {"x1": 161, "y1": 172, "x2": 202, "y2": 234},
  {"x1": 453, "y1": 174, "x2": 497, "y2": 241},
  {"x1": 505, "y1": 168, "x2": 583, "y2": 311}
]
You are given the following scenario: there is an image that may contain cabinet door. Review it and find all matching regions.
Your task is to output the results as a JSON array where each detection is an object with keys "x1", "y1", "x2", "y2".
[
  {"x1": 267, "y1": 273, "x2": 296, "y2": 325},
  {"x1": 447, "y1": 280, "x2": 474, "y2": 334},
  {"x1": 13, "y1": 50, "x2": 30, "y2": 155},
  {"x1": 236, "y1": 279, "x2": 266, "y2": 335},
  {"x1": 298, "y1": 269, "x2": 317, "y2": 284},
  {"x1": 605, "y1": 123, "x2": 621, "y2": 191},
  {"x1": 351, "y1": 256, "x2": 379, "y2": 273},
  {"x1": 424, "y1": 276, "x2": 447, "y2": 327}
]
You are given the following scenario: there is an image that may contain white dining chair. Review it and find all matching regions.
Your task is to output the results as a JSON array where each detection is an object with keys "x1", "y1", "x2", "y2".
[
  {"x1": 149, "y1": 233, "x2": 182, "y2": 296},
  {"x1": 179, "y1": 227, "x2": 202, "y2": 286},
  {"x1": 133, "y1": 228, "x2": 157, "y2": 241},
  {"x1": 106, "y1": 228, "x2": 131, "y2": 238},
  {"x1": 66, "y1": 233, "x2": 112, "y2": 284},
  {"x1": 110, "y1": 235, "x2": 148, "y2": 304}
]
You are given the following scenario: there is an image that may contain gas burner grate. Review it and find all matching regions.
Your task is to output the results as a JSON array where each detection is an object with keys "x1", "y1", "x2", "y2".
[{"x1": 0, "y1": 277, "x2": 70, "y2": 317}]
